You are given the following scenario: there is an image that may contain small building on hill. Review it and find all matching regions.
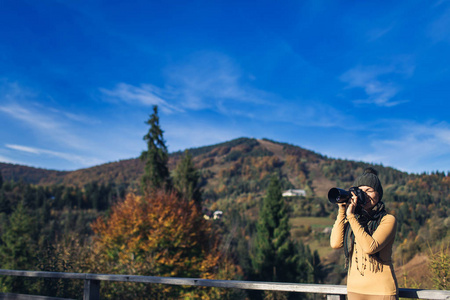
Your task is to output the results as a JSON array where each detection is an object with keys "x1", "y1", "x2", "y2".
[
  {"x1": 203, "y1": 209, "x2": 223, "y2": 220},
  {"x1": 213, "y1": 210, "x2": 223, "y2": 220},
  {"x1": 282, "y1": 189, "x2": 306, "y2": 197}
]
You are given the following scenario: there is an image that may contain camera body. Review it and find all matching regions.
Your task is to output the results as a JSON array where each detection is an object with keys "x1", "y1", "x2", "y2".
[{"x1": 328, "y1": 186, "x2": 367, "y2": 207}]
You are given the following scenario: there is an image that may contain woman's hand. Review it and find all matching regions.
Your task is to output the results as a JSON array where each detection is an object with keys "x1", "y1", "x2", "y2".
[{"x1": 346, "y1": 191, "x2": 357, "y2": 217}]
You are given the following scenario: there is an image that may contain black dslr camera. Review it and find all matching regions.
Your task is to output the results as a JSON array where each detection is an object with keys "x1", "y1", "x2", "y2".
[{"x1": 328, "y1": 187, "x2": 367, "y2": 207}]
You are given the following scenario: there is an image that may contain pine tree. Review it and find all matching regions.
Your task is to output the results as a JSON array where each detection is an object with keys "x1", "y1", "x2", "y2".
[
  {"x1": 140, "y1": 105, "x2": 171, "y2": 194},
  {"x1": 252, "y1": 175, "x2": 311, "y2": 286},
  {"x1": 0, "y1": 202, "x2": 37, "y2": 292},
  {"x1": 0, "y1": 189, "x2": 11, "y2": 214},
  {"x1": 0, "y1": 171, "x2": 3, "y2": 189},
  {"x1": 172, "y1": 150, "x2": 202, "y2": 208}
]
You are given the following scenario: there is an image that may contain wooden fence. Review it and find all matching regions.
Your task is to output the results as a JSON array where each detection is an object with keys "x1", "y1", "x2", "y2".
[{"x1": 0, "y1": 269, "x2": 449, "y2": 300}]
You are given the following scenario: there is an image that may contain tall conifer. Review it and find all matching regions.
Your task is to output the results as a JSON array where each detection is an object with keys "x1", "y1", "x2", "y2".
[
  {"x1": 252, "y1": 175, "x2": 311, "y2": 288},
  {"x1": 172, "y1": 150, "x2": 202, "y2": 208},
  {"x1": 140, "y1": 105, "x2": 171, "y2": 194}
]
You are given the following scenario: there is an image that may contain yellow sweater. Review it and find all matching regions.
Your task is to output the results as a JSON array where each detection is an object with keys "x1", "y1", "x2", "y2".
[{"x1": 330, "y1": 207, "x2": 398, "y2": 296}]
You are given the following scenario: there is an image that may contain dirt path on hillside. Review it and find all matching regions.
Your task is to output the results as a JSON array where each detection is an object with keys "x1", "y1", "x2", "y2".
[
  {"x1": 257, "y1": 139, "x2": 285, "y2": 161},
  {"x1": 308, "y1": 163, "x2": 336, "y2": 198}
]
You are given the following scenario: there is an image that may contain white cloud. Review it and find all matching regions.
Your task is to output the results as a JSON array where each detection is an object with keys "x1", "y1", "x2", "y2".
[
  {"x1": 5, "y1": 144, "x2": 102, "y2": 167},
  {"x1": 0, "y1": 83, "x2": 102, "y2": 153},
  {"x1": 99, "y1": 83, "x2": 183, "y2": 113},
  {"x1": 428, "y1": 7, "x2": 450, "y2": 43},
  {"x1": 46, "y1": 106, "x2": 100, "y2": 125},
  {"x1": 101, "y1": 52, "x2": 275, "y2": 117},
  {"x1": 5, "y1": 144, "x2": 40, "y2": 154},
  {"x1": 340, "y1": 65, "x2": 408, "y2": 107},
  {"x1": 165, "y1": 52, "x2": 272, "y2": 111},
  {"x1": 0, "y1": 102, "x2": 61, "y2": 131},
  {"x1": 0, "y1": 102, "x2": 93, "y2": 151},
  {"x1": 361, "y1": 121, "x2": 450, "y2": 173},
  {"x1": 0, "y1": 82, "x2": 118, "y2": 169},
  {"x1": 99, "y1": 52, "x2": 351, "y2": 135}
]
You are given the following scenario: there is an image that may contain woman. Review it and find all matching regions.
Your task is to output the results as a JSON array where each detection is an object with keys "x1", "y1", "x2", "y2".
[{"x1": 330, "y1": 167, "x2": 398, "y2": 300}]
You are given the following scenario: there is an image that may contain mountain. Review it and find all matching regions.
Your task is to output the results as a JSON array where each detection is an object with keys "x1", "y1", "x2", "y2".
[
  {"x1": 0, "y1": 137, "x2": 448, "y2": 287},
  {"x1": 3, "y1": 136, "x2": 447, "y2": 235},
  {"x1": 0, "y1": 137, "x2": 412, "y2": 200}
]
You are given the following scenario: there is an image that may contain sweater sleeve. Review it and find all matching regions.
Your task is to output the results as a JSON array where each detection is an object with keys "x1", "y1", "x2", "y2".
[
  {"x1": 347, "y1": 214, "x2": 397, "y2": 255},
  {"x1": 330, "y1": 206, "x2": 347, "y2": 249}
]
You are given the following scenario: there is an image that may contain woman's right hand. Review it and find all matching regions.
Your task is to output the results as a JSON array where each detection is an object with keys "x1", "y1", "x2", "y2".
[{"x1": 346, "y1": 191, "x2": 358, "y2": 217}]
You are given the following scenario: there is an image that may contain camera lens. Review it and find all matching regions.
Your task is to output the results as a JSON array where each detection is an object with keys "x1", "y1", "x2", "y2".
[{"x1": 328, "y1": 188, "x2": 350, "y2": 204}]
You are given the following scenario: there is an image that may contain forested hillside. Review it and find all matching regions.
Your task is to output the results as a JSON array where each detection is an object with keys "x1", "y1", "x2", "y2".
[
  {"x1": 1, "y1": 137, "x2": 449, "y2": 254},
  {"x1": 0, "y1": 137, "x2": 449, "y2": 296}
]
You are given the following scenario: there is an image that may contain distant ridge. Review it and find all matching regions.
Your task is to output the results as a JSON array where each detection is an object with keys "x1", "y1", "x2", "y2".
[
  {"x1": 0, "y1": 137, "x2": 409, "y2": 199},
  {"x1": 0, "y1": 162, "x2": 68, "y2": 185}
]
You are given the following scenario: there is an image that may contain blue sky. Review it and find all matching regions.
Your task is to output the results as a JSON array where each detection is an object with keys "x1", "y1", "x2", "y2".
[{"x1": 1, "y1": 0, "x2": 449, "y2": 174}]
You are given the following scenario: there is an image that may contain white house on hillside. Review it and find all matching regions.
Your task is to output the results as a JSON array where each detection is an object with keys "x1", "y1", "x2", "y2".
[{"x1": 282, "y1": 189, "x2": 306, "y2": 197}]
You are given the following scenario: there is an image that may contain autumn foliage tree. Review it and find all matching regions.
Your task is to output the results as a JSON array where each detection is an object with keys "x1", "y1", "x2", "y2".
[{"x1": 91, "y1": 191, "x2": 239, "y2": 299}]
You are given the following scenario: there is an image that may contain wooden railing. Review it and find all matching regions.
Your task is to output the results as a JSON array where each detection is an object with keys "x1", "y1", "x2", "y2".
[{"x1": 0, "y1": 269, "x2": 449, "y2": 300}]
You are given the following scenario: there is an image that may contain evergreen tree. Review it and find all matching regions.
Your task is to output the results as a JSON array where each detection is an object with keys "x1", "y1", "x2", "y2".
[
  {"x1": 0, "y1": 202, "x2": 37, "y2": 292},
  {"x1": 0, "y1": 189, "x2": 12, "y2": 214},
  {"x1": 252, "y1": 175, "x2": 313, "y2": 299},
  {"x1": 172, "y1": 150, "x2": 202, "y2": 208},
  {"x1": 140, "y1": 105, "x2": 171, "y2": 194},
  {"x1": 0, "y1": 171, "x2": 3, "y2": 189},
  {"x1": 85, "y1": 181, "x2": 105, "y2": 210},
  {"x1": 35, "y1": 186, "x2": 46, "y2": 209},
  {"x1": 310, "y1": 249, "x2": 326, "y2": 283}
]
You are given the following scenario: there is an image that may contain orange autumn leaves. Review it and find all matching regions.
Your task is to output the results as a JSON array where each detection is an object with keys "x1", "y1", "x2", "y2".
[{"x1": 91, "y1": 191, "x2": 239, "y2": 297}]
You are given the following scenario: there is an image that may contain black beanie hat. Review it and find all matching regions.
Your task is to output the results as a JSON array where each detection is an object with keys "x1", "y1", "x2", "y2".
[{"x1": 353, "y1": 167, "x2": 383, "y2": 200}]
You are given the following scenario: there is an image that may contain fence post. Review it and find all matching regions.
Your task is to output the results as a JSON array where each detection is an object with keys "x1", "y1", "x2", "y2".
[
  {"x1": 327, "y1": 294, "x2": 346, "y2": 300},
  {"x1": 84, "y1": 279, "x2": 100, "y2": 300}
]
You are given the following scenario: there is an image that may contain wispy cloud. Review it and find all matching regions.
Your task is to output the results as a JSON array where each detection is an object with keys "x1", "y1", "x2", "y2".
[
  {"x1": 428, "y1": 6, "x2": 450, "y2": 43},
  {"x1": 0, "y1": 101, "x2": 92, "y2": 151},
  {"x1": 101, "y1": 52, "x2": 276, "y2": 117},
  {"x1": 100, "y1": 52, "x2": 350, "y2": 131},
  {"x1": 99, "y1": 83, "x2": 183, "y2": 114},
  {"x1": 46, "y1": 106, "x2": 100, "y2": 125},
  {"x1": 367, "y1": 25, "x2": 394, "y2": 42},
  {"x1": 0, "y1": 83, "x2": 98, "y2": 151},
  {"x1": 361, "y1": 121, "x2": 450, "y2": 173},
  {"x1": 340, "y1": 65, "x2": 410, "y2": 107},
  {"x1": 165, "y1": 52, "x2": 272, "y2": 111},
  {"x1": 6, "y1": 144, "x2": 102, "y2": 167}
]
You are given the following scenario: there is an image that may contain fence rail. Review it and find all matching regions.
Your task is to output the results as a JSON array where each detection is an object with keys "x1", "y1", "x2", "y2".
[{"x1": 0, "y1": 269, "x2": 449, "y2": 300}]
